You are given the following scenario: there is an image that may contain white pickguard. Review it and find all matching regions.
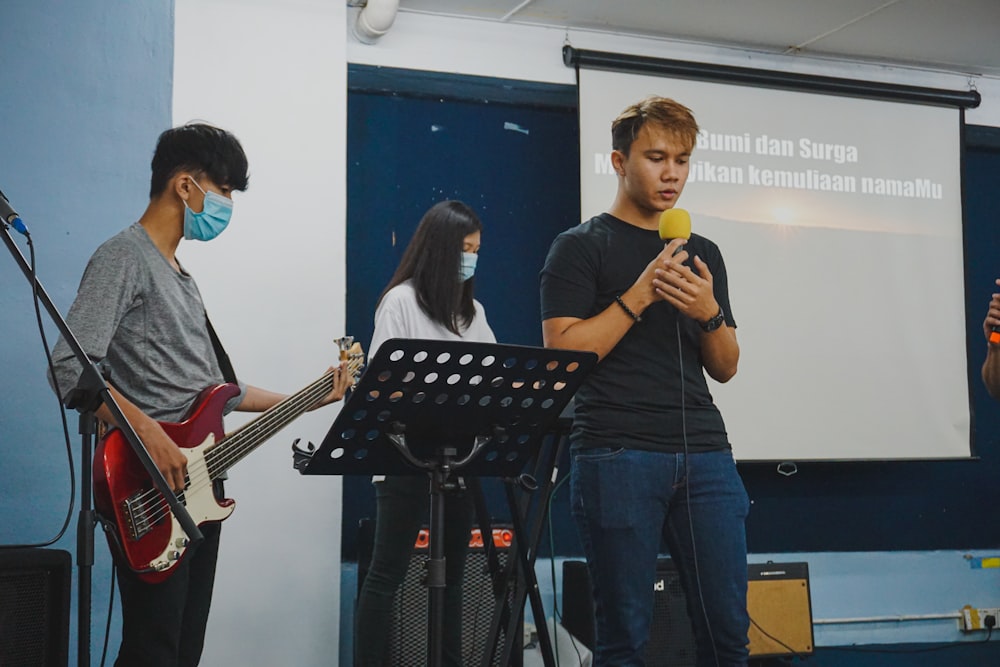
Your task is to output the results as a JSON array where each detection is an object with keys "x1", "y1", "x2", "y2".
[{"x1": 145, "y1": 433, "x2": 235, "y2": 573}]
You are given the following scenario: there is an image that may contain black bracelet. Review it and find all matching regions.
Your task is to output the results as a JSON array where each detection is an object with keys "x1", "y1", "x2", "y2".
[{"x1": 615, "y1": 295, "x2": 642, "y2": 323}]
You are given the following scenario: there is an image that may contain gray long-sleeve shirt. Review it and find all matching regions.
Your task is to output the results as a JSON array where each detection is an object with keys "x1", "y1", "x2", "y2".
[{"x1": 50, "y1": 222, "x2": 245, "y2": 422}]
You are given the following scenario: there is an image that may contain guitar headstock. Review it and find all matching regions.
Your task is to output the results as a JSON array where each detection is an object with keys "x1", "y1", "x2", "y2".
[{"x1": 334, "y1": 336, "x2": 366, "y2": 383}]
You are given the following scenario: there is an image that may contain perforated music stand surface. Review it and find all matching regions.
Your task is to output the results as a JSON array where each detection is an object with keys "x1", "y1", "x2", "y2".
[{"x1": 298, "y1": 339, "x2": 595, "y2": 477}]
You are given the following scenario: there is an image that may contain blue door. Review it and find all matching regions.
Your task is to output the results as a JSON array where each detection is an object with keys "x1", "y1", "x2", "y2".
[{"x1": 343, "y1": 68, "x2": 580, "y2": 560}]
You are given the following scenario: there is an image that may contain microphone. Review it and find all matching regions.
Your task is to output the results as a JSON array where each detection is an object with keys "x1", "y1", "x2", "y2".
[
  {"x1": 0, "y1": 189, "x2": 29, "y2": 236},
  {"x1": 659, "y1": 207, "x2": 691, "y2": 241},
  {"x1": 659, "y1": 208, "x2": 691, "y2": 255}
]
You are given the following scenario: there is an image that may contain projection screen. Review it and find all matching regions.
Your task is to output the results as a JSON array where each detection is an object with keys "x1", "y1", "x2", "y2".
[{"x1": 578, "y1": 67, "x2": 970, "y2": 460}]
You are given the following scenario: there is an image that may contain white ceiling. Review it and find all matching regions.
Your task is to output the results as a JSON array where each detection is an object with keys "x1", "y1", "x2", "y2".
[{"x1": 397, "y1": 0, "x2": 1000, "y2": 79}]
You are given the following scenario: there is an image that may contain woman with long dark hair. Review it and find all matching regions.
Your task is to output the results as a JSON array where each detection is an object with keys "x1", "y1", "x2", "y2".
[{"x1": 355, "y1": 200, "x2": 495, "y2": 667}]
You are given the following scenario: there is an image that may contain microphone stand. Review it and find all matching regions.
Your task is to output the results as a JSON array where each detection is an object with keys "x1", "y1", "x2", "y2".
[{"x1": 0, "y1": 217, "x2": 203, "y2": 667}]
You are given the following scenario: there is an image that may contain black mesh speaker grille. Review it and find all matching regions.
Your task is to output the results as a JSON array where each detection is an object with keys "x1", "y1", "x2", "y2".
[
  {"x1": 358, "y1": 524, "x2": 520, "y2": 667},
  {"x1": 646, "y1": 559, "x2": 696, "y2": 667},
  {"x1": 384, "y1": 548, "x2": 513, "y2": 666},
  {"x1": 561, "y1": 558, "x2": 696, "y2": 667},
  {"x1": 0, "y1": 549, "x2": 71, "y2": 667}
]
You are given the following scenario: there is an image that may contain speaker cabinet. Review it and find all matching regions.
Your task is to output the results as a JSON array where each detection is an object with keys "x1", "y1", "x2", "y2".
[
  {"x1": 747, "y1": 562, "x2": 814, "y2": 657},
  {"x1": 561, "y1": 558, "x2": 696, "y2": 667},
  {"x1": 357, "y1": 521, "x2": 520, "y2": 667},
  {"x1": 559, "y1": 560, "x2": 594, "y2": 649},
  {"x1": 645, "y1": 559, "x2": 697, "y2": 667},
  {"x1": 0, "y1": 548, "x2": 71, "y2": 667},
  {"x1": 562, "y1": 559, "x2": 815, "y2": 661}
]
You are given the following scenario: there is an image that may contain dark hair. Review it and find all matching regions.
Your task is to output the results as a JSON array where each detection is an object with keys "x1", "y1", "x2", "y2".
[
  {"x1": 149, "y1": 123, "x2": 249, "y2": 198},
  {"x1": 379, "y1": 200, "x2": 483, "y2": 335},
  {"x1": 611, "y1": 96, "x2": 699, "y2": 156}
]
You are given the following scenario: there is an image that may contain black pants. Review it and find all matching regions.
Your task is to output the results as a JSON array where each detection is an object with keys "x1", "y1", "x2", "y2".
[
  {"x1": 113, "y1": 521, "x2": 222, "y2": 667},
  {"x1": 354, "y1": 476, "x2": 475, "y2": 667}
]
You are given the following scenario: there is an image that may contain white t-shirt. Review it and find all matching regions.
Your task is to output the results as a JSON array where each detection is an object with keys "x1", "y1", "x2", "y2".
[
  {"x1": 369, "y1": 280, "x2": 496, "y2": 360},
  {"x1": 368, "y1": 280, "x2": 496, "y2": 483}
]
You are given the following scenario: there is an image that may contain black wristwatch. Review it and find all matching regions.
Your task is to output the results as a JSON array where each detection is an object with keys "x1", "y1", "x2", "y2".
[{"x1": 699, "y1": 307, "x2": 725, "y2": 332}]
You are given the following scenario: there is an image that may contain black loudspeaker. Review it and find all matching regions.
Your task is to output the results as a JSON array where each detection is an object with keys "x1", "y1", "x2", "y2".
[
  {"x1": 0, "y1": 548, "x2": 71, "y2": 667},
  {"x1": 747, "y1": 562, "x2": 814, "y2": 657},
  {"x1": 357, "y1": 521, "x2": 520, "y2": 667},
  {"x1": 561, "y1": 558, "x2": 696, "y2": 667},
  {"x1": 559, "y1": 560, "x2": 594, "y2": 649}
]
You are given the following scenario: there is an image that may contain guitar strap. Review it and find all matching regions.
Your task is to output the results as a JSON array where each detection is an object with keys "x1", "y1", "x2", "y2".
[
  {"x1": 204, "y1": 312, "x2": 238, "y2": 385},
  {"x1": 204, "y1": 312, "x2": 236, "y2": 495}
]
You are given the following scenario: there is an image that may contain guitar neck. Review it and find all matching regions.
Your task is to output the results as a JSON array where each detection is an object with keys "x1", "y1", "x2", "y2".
[{"x1": 203, "y1": 369, "x2": 337, "y2": 479}]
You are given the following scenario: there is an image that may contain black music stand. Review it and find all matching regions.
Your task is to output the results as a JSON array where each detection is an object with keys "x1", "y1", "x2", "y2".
[{"x1": 295, "y1": 338, "x2": 595, "y2": 667}]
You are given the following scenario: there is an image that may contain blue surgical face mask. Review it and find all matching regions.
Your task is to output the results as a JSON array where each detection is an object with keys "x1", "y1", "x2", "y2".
[
  {"x1": 183, "y1": 179, "x2": 233, "y2": 242},
  {"x1": 460, "y1": 252, "x2": 478, "y2": 282}
]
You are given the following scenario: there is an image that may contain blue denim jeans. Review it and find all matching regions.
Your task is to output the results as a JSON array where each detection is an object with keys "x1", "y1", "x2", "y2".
[{"x1": 570, "y1": 446, "x2": 750, "y2": 667}]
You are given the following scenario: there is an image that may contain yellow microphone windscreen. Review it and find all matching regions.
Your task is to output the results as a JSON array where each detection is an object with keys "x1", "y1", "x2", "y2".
[{"x1": 658, "y1": 208, "x2": 691, "y2": 241}]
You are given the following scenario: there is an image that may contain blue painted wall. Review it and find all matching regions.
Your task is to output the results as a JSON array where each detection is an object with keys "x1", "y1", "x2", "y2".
[{"x1": 0, "y1": 1, "x2": 173, "y2": 663}]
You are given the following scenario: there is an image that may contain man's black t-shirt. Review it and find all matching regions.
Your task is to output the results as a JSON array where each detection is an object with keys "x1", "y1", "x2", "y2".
[{"x1": 540, "y1": 213, "x2": 736, "y2": 453}]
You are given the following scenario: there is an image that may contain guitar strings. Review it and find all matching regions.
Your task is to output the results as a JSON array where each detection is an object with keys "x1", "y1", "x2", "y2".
[
  {"x1": 202, "y1": 354, "x2": 362, "y2": 476},
  {"x1": 128, "y1": 358, "x2": 360, "y2": 529},
  {"x1": 132, "y1": 371, "x2": 336, "y2": 527},
  {"x1": 205, "y1": 371, "x2": 338, "y2": 474},
  {"x1": 133, "y1": 369, "x2": 337, "y2": 522}
]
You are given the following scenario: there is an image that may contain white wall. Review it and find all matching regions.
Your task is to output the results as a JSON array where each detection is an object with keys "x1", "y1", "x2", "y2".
[{"x1": 174, "y1": 1, "x2": 347, "y2": 665}]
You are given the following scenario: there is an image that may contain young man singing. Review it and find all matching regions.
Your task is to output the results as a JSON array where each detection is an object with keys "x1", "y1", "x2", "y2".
[{"x1": 541, "y1": 96, "x2": 750, "y2": 667}]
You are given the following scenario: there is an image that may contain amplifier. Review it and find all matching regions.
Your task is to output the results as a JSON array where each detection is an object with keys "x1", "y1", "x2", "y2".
[
  {"x1": 0, "y1": 548, "x2": 71, "y2": 667},
  {"x1": 747, "y1": 561, "x2": 814, "y2": 657},
  {"x1": 561, "y1": 558, "x2": 696, "y2": 667},
  {"x1": 563, "y1": 559, "x2": 815, "y2": 661},
  {"x1": 357, "y1": 521, "x2": 519, "y2": 666}
]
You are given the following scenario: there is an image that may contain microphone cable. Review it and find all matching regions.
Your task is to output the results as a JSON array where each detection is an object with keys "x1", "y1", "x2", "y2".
[
  {"x1": 0, "y1": 227, "x2": 77, "y2": 551},
  {"x1": 675, "y1": 315, "x2": 722, "y2": 667},
  {"x1": 546, "y1": 470, "x2": 586, "y2": 667},
  {"x1": 1, "y1": 223, "x2": 118, "y2": 667},
  {"x1": 100, "y1": 564, "x2": 117, "y2": 667}
]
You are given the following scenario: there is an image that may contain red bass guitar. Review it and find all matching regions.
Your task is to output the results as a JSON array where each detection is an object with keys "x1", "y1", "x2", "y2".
[{"x1": 93, "y1": 339, "x2": 364, "y2": 583}]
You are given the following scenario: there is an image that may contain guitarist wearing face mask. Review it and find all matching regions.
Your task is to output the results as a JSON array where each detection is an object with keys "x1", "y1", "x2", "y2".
[{"x1": 48, "y1": 123, "x2": 354, "y2": 667}]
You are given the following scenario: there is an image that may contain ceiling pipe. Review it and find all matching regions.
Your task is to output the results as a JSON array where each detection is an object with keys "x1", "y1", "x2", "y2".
[
  {"x1": 353, "y1": 0, "x2": 399, "y2": 44},
  {"x1": 500, "y1": 0, "x2": 535, "y2": 22}
]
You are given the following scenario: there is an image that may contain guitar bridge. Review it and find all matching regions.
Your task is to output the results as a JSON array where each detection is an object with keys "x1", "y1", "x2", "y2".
[{"x1": 121, "y1": 493, "x2": 154, "y2": 542}]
